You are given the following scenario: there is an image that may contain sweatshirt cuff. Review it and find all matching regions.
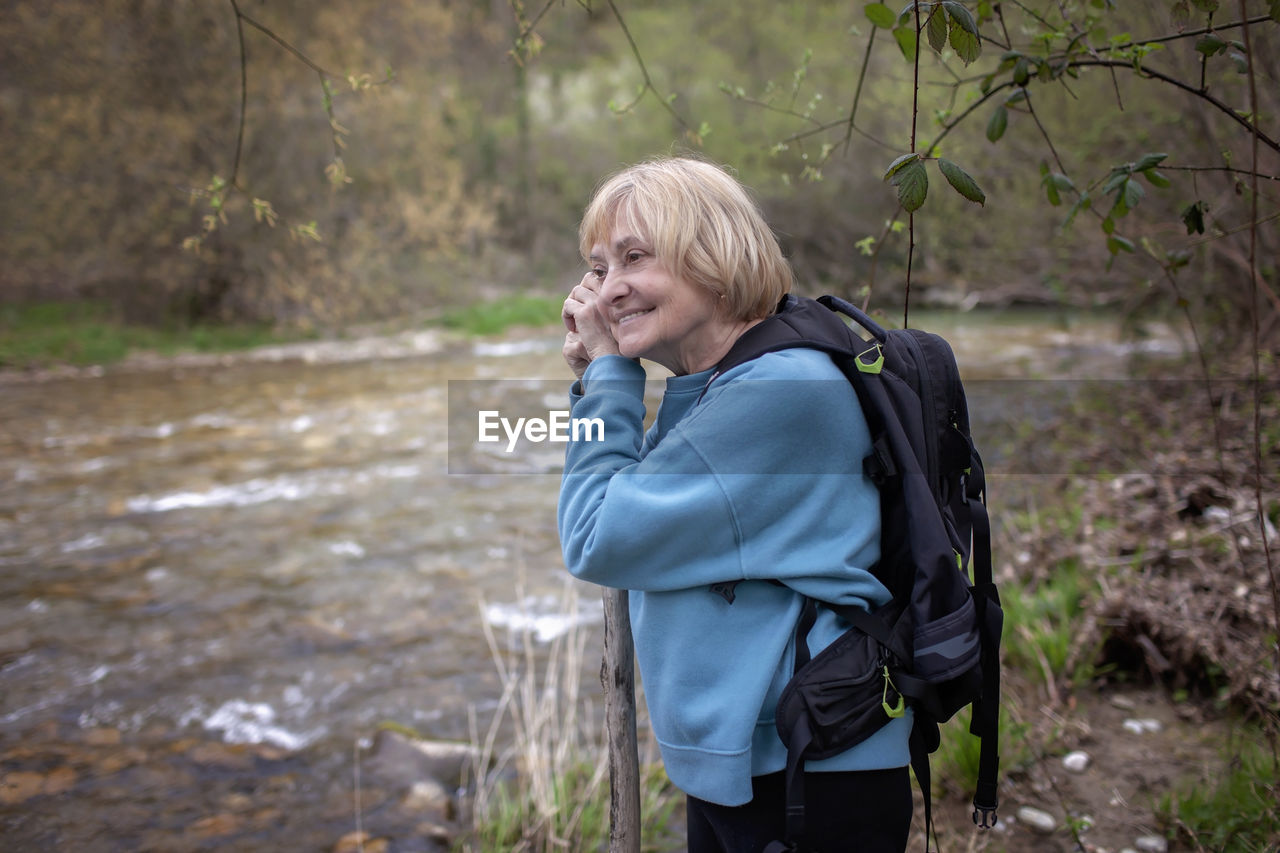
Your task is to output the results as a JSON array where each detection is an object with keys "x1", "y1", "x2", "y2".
[{"x1": 578, "y1": 355, "x2": 646, "y2": 398}]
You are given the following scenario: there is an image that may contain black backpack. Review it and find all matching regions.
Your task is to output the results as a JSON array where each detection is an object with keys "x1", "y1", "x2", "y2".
[{"x1": 706, "y1": 294, "x2": 1002, "y2": 852}]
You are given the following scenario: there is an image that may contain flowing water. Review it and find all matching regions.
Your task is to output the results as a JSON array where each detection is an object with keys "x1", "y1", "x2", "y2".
[{"x1": 0, "y1": 311, "x2": 1185, "y2": 850}]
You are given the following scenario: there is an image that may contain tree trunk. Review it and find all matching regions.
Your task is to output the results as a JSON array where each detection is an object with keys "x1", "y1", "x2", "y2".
[{"x1": 602, "y1": 587, "x2": 641, "y2": 853}]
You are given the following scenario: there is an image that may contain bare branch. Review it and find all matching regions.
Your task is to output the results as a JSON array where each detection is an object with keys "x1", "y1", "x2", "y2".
[
  {"x1": 605, "y1": 0, "x2": 690, "y2": 131},
  {"x1": 229, "y1": 0, "x2": 248, "y2": 188},
  {"x1": 515, "y1": 0, "x2": 559, "y2": 46},
  {"x1": 1023, "y1": 91, "x2": 1069, "y2": 176},
  {"x1": 1069, "y1": 59, "x2": 1280, "y2": 154},
  {"x1": 843, "y1": 28, "x2": 879, "y2": 156},
  {"x1": 235, "y1": 7, "x2": 339, "y2": 78},
  {"x1": 1237, "y1": 2, "x2": 1279, "y2": 677}
]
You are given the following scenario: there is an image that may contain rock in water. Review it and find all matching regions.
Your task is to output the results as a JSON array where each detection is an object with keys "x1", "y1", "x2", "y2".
[{"x1": 366, "y1": 729, "x2": 479, "y2": 791}]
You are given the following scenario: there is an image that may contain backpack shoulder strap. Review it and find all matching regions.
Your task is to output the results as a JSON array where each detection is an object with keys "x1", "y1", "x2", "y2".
[{"x1": 700, "y1": 294, "x2": 876, "y2": 403}]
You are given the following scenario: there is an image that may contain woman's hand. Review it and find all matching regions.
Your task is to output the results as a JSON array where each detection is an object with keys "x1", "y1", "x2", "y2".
[{"x1": 562, "y1": 271, "x2": 620, "y2": 379}]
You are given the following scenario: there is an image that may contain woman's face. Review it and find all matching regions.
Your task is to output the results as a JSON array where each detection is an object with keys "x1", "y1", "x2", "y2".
[{"x1": 588, "y1": 224, "x2": 734, "y2": 375}]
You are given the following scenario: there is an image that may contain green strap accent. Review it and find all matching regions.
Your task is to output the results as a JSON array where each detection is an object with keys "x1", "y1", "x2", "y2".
[
  {"x1": 857, "y1": 343, "x2": 884, "y2": 374},
  {"x1": 882, "y1": 666, "x2": 905, "y2": 718}
]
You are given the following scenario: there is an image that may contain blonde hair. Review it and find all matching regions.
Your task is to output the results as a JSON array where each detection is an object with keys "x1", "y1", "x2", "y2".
[{"x1": 578, "y1": 157, "x2": 792, "y2": 321}]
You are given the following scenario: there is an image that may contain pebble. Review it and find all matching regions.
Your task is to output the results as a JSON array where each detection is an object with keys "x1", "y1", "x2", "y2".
[
  {"x1": 1015, "y1": 805, "x2": 1058, "y2": 833},
  {"x1": 1134, "y1": 836, "x2": 1168, "y2": 853},
  {"x1": 1122, "y1": 718, "x2": 1162, "y2": 734},
  {"x1": 1062, "y1": 750, "x2": 1090, "y2": 772},
  {"x1": 400, "y1": 779, "x2": 451, "y2": 818}
]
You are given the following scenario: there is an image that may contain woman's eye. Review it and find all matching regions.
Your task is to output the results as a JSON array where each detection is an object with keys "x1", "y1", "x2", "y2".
[
  {"x1": 590, "y1": 268, "x2": 606, "y2": 280},
  {"x1": 625, "y1": 250, "x2": 644, "y2": 264}
]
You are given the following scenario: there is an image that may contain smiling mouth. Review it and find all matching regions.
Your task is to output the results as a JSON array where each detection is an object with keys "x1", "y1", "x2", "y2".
[{"x1": 615, "y1": 309, "x2": 653, "y2": 326}]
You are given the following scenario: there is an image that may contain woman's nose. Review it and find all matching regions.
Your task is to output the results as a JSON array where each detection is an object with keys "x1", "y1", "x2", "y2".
[{"x1": 600, "y1": 272, "x2": 629, "y2": 303}]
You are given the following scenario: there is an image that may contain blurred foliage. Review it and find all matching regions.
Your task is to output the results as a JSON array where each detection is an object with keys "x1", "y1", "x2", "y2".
[
  {"x1": 439, "y1": 293, "x2": 563, "y2": 336},
  {"x1": 1, "y1": 0, "x2": 1276, "y2": 347},
  {"x1": 0, "y1": 301, "x2": 295, "y2": 368}
]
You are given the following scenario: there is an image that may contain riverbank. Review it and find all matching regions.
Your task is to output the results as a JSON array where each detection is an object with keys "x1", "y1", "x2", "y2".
[
  {"x1": 0, "y1": 294, "x2": 567, "y2": 382},
  {"x1": 1, "y1": 306, "x2": 1274, "y2": 850},
  {"x1": 925, "y1": 371, "x2": 1280, "y2": 852}
]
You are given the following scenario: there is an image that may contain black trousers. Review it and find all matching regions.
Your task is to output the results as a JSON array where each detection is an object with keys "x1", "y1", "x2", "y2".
[{"x1": 685, "y1": 766, "x2": 912, "y2": 853}]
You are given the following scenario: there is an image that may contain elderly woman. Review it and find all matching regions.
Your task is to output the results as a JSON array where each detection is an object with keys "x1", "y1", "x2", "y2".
[{"x1": 558, "y1": 157, "x2": 912, "y2": 852}]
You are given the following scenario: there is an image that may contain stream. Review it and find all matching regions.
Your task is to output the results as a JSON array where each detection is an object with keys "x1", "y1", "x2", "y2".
[{"x1": 0, "y1": 310, "x2": 1186, "y2": 850}]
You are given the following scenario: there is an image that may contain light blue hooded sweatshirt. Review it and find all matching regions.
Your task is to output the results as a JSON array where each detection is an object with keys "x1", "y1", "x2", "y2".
[{"x1": 558, "y1": 349, "x2": 912, "y2": 807}]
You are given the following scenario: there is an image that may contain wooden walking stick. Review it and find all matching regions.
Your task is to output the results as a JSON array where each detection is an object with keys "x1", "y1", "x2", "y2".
[{"x1": 601, "y1": 587, "x2": 641, "y2": 853}]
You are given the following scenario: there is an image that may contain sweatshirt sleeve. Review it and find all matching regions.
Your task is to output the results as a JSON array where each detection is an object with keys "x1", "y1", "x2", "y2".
[
  {"x1": 558, "y1": 355, "x2": 744, "y2": 590},
  {"x1": 558, "y1": 350, "x2": 884, "y2": 606}
]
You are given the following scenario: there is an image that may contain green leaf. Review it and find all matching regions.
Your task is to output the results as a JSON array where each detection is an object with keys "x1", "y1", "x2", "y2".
[
  {"x1": 986, "y1": 105, "x2": 1008, "y2": 142},
  {"x1": 893, "y1": 25, "x2": 918, "y2": 61},
  {"x1": 947, "y1": 13, "x2": 982, "y2": 64},
  {"x1": 1013, "y1": 56, "x2": 1031, "y2": 85},
  {"x1": 1194, "y1": 33, "x2": 1227, "y2": 55},
  {"x1": 1132, "y1": 152, "x2": 1168, "y2": 171},
  {"x1": 1101, "y1": 215, "x2": 1116, "y2": 235},
  {"x1": 926, "y1": 4, "x2": 949, "y2": 53},
  {"x1": 883, "y1": 152, "x2": 921, "y2": 180},
  {"x1": 1041, "y1": 171, "x2": 1074, "y2": 206},
  {"x1": 1189, "y1": 0, "x2": 1219, "y2": 12},
  {"x1": 1181, "y1": 200, "x2": 1208, "y2": 235},
  {"x1": 942, "y1": 1, "x2": 979, "y2": 35},
  {"x1": 1044, "y1": 178, "x2": 1061, "y2": 206},
  {"x1": 937, "y1": 158, "x2": 986, "y2": 206},
  {"x1": 1143, "y1": 169, "x2": 1172, "y2": 188},
  {"x1": 1107, "y1": 234, "x2": 1136, "y2": 255},
  {"x1": 1270, "y1": 0, "x2": 1280, "y2": 23},
  {"x1": 892, "y1": 160, "x2": 929, "y2": 212},
  {"x1": 1230, "y1": 51, "x2": 1248, "y2": 74},
  {"x1": 1062, "y1": 192, "x2": 1091, "y2": 229},
  {"x1": 865, "y1": 2, "x2": 897, "y2": 28},
  {"x1": 1101, "y1": 170, "x2": 1129, "y2": 196},
  {"x1": 1123, "y1": 178, "x2": 1145, "y2": 210}
]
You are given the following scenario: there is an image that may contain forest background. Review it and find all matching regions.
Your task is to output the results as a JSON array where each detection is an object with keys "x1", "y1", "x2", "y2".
[{"x1": 2, "y1": 0, "x2": 1276, "y2": 346}]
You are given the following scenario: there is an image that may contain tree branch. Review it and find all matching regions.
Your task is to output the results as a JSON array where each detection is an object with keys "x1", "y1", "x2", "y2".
[
  {"x1": 605, "y1": 0, "x2": 690, "y2": 131},
  {"x1": 1163, "y1": 164, "x2": 1280, "y2": 182},
  {"x1": 1023, "y1": 90, "x2": 1069, "y2": 176},
  {"x1": 903, "y1": 0, "x2": 924, "y2": 327},
  {"x1": 843, "y1": 27, "x2": 878, "y2": 156},
  {"x1": 1108, "y1": 13, "x2": 1274, "y2": 53},
  {"x1": 921, "y1": 79, "x2": 1019, "y2": 158},
  {"x1": 235, "y1": 7, "x2": 340, "y2": 78},
  {"x1": 1068, "y1": 59, "x2": 1280, "y2": 154},
  {"x1": 515, "y1": 0, "x2": 558, "y2": 46},
  {"x1": 1237, "y1": 1, "x2": 1279, "y2": 685},
  {"x1": 229, "y1": 0, "x2": 248, "y2": 188}
]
